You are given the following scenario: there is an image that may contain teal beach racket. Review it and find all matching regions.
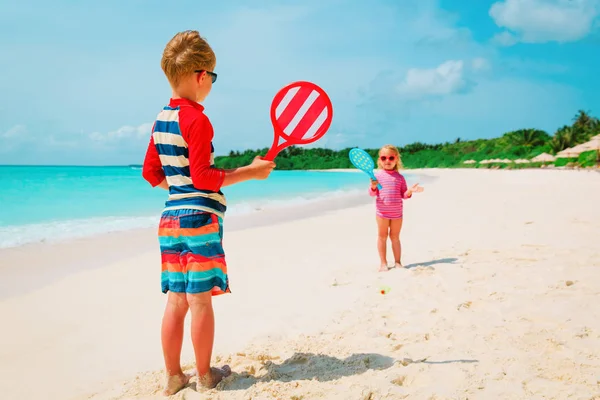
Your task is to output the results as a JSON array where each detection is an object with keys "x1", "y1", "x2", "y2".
[{"x1": 349, "y1": 148, "x2": 382, "y2": 190}]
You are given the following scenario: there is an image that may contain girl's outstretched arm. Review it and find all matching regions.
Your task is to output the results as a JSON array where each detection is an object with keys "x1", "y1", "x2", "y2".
[{"x1": 404, "y1": 181, "x2": 424, "y2": 198}]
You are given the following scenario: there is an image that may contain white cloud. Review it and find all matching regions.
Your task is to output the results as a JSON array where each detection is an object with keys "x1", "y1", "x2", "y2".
[
  {"x1": 489, "y1": 0, "x2": 600, "y2": 44},
  {"x1": 1, "y1": 124, "x2": 27, "y2": 138},
  {"x1": 397, "y1": 60, "x2": 468, "y2": 98},
  {"x1": 89, "y1": 122, "x2": 153, "y2": 142},
  {"x1": 0, "y1": 125, "x2": 29, "y2": 153},
  {"x1": 491, "y1": 31, "x2": 519, "y2": 46}
]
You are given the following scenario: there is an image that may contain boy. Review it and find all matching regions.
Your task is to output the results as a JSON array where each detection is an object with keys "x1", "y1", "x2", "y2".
[{"x1": 142, "y1": 30, "x2": 276, "y2": 395}]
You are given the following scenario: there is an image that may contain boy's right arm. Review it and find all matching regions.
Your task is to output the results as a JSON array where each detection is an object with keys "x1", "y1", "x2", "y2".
[{"x1": 142, "y1": 134, "x2": 167, "y2": 188}]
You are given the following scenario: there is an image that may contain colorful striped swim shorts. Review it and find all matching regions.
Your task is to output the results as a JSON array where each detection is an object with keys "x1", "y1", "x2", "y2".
[{"x1": 158, "y1": 209, "x2": 230, "y2": 296}]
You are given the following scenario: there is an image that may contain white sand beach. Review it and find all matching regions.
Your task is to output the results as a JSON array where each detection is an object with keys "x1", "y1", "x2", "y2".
[{"x1": 1, "y1": 168, "x2": 599, "y2": 400}]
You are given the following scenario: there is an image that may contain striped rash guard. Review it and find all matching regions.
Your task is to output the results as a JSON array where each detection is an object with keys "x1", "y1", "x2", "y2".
[
  {"x1": 369, "y1": 169, "x2": 412, "y2": 219},
  {"x1": 142, "y1": 98, "x2": 227, "y2": 218}
]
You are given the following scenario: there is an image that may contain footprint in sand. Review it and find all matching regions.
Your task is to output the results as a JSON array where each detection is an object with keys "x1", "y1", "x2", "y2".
[
  {"x1": 488, "y1": 292, "x2": 506, "y2": 302},
  {"x1": 412, "y1": 266, "x2": 436, "y2": 274},
  {"x1": 575, "y1": 327, "x2": 592, "y2": 339},
  {"x1": 391, "y1": 375, "x2": 407, "y2": 386}
]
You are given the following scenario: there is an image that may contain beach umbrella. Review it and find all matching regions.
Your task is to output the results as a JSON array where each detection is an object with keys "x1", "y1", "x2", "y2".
[
  {"x1": 531, "y1": 152, "x2": 556, "y2": 162},
  {"x1": 563, "y1": 140, "x2": 600, "y2": 156},
  {"x1": 576, "y1": 137, "x2": 600, "y2": 165},
  {"x1": 580, "y1": 136, "x2": 600, "y2": 150},
  {"x1": 556, "y1": 146, "x2": 584, "y2": 158}
]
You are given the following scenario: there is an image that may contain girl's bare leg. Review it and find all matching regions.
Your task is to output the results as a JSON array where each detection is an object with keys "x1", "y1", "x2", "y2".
[
  {"x1": 389, "y1": 218, "x2": 403, "y2": 267},
  {"x1": 376, "y1": 216, "x2": 391, "y2": 271}
]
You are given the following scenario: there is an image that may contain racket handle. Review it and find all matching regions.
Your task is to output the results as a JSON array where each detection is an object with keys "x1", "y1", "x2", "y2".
[
  {"x1": 369, "y1": 172, "x2": 382, "y2": 190},
  {"x1": 264, "y1": 147, "x2": 278, "y2": 161}
]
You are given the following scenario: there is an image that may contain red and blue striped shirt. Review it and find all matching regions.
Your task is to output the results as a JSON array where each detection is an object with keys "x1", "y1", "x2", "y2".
[{"x1": 142, "y1": 98, "x2": 227, "y2": 218}]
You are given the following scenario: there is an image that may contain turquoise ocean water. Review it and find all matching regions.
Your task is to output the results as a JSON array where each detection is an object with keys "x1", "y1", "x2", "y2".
[{"x1": 0, "y1": 166, "x2": 370, "y2": 248}]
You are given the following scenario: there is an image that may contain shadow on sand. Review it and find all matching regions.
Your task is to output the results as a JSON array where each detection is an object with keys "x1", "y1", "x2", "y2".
[
  {"x1": 202, "y1": 352, "x2": 395, "y2": 391},
  {"x1": 185, "y1": 353, "x2": 481, "y2": 392},
  {"x1": 421, "y1": 359, "x2": 478, "y2": 365},
  {"x1": 403, "y1": 257, "x2": 459, "y2": 269}
]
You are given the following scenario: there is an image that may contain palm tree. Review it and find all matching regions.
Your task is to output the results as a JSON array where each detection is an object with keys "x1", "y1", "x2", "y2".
[
  {"x1": 549, "y1": 126, "x2": 577, "y2": 153},
  {"x1": 572, "y1": 110, "x2": 600, "y2": 141},
  {"x1": 573, "y1": 110, "x2": 593, "y2": 129},
  {"x1": 505, "y1": 129, "x2": 550, "y2": 147}
]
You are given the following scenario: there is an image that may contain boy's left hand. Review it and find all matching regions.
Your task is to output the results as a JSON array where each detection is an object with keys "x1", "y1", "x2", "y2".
[{"x1": 249, "y1": 156, "x2": 276, "y2": 180}]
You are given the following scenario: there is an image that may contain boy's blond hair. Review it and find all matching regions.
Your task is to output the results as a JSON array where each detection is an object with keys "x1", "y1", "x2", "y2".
[
  {"x1": 161, "y1": 30, "x2": 216, "y2": 88},
  {"x1": 377, "y1": 144, "x2": 403, "y2": 171}
]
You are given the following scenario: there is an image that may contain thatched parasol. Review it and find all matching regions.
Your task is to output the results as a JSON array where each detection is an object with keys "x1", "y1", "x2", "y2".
[
  {"x1": 531, "y1": 152, "x2": 556, "y2": 163},
  {"x1": 580, "y1": 136, "x2": 600, "y2": 151},
  {"x1": 556, "y1": 147, "x2": 584, "y2": 158}
]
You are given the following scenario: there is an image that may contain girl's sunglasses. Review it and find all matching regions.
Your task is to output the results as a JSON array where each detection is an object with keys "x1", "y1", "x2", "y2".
[
  {"x1": 194, "y1": 69, "x2": 218, "y2": 83},
  {"x1": 380, "y1": 156, "x2": 395, "y2": 161}
]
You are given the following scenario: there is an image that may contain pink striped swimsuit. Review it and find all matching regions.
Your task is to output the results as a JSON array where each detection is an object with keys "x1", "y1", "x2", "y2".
[{"x1": 369, "y1": 170, "x2": 412, "y2": 219}]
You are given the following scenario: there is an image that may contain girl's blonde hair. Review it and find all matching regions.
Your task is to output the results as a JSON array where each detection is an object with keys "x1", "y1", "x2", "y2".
[{"x1": 377, "y1": 144, "x2": 403, "y2": 171}]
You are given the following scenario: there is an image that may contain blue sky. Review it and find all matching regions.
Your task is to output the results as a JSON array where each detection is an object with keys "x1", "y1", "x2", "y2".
[{"x1": 1, "y1": 0, "x2": 599, "y2": 165}]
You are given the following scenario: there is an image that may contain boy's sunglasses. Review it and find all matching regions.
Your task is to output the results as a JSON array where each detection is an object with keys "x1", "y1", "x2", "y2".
[
  {"x1": 194, "y1": 69, "x2": 217, "y2": 83},
  {"x1": 380, "y1": 156, "x2": 395, "y2": 161}
]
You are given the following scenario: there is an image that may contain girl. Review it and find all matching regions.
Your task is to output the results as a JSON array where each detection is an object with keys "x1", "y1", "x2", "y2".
[{"x1": 369, "y1": 145, "x2": 423, "y2": 272}]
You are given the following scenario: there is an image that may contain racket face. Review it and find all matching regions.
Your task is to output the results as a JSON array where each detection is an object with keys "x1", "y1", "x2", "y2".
[
  {"x1": 349, "y1": 148, "x2": 376, "y2": 172},
  {"x1": 270, "y1": 81, "x2": 333, "y2": 145}
]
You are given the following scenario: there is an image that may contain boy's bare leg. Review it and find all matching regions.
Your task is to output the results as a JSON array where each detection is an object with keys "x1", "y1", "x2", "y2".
[
  {"x1": 390, "y1": 218, "x2": 403, "y2": 267},
  {"x1": 162, "y1": 292, "x2": 190, "y2": 395},
  {"x1": 187, "y1": 292, "x2": 231, "y2": 388},
  {"x1": 197, "y1": 365, "x2": 232, "y2": 389}
]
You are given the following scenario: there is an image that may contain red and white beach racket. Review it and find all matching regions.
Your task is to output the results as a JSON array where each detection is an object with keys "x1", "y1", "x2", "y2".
[{"x1": 263, "y1": 81, "x2": 333, "y2": 161}]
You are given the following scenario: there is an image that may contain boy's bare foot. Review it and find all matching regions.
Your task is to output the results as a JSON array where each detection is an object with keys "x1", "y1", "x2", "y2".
[
  {"x1": 198, "y1": 365, "x2": 232, "y2": 389},
  {"x1": 163, "y1": 372, "x2": 191, "y2": 396},
  {"x1": 394, "y1": 262, "x2": 404, "y2": 269},
  {"x1": 378, "y1": 264, "x2": 389, "y2": 272}
]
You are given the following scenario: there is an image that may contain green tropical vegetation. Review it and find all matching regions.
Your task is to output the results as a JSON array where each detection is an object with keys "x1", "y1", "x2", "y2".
[{"x1": 214, "y1": 110, "x2": 599, "y2": 170}]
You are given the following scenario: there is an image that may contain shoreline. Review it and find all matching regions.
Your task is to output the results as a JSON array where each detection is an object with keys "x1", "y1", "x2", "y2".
[
  {"x1": 0, "y1": 189, "x2": 376, "y2": 301},
  {"x1": 0, "y1": 169, "x2": 435, "y2": 252}
]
